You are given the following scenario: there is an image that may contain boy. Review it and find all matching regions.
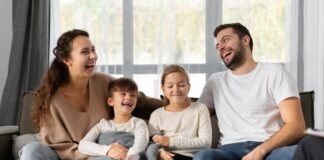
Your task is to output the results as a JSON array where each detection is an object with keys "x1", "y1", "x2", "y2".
[{"x1": 79, "y1": 78, "x2": 149, "y2": 160}]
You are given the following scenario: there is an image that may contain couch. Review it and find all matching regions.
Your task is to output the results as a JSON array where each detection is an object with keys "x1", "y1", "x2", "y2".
[{"x1": 0, "y1": 90, "x2": 315, "y2": 160}]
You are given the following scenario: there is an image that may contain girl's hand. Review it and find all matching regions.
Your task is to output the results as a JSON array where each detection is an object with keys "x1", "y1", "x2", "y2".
[
  {"x1": 106, "y1": 142, "x2": 128, "y2": 160},
  {"x1": 158, "y1": 150, "x2": 175, "y2": 160},
  {"x1": 152, "y1": 135, "x2": 170, "y2": 147}
]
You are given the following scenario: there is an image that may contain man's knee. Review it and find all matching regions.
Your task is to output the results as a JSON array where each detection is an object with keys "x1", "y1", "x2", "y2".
[
  {"x1": 266, "y1": 145, "x2": 297, "y2": 160},
  {"x1": 193, "y1": 149, "x2": 215, "y2": 160}
]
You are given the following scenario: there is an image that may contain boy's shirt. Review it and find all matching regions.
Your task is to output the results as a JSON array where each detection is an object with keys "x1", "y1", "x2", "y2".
[{"x1": 79, "y1": 116, "x2": 149, "y2": 157}]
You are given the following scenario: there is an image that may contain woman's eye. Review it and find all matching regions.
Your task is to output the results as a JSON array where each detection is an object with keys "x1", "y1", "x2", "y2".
[{"x1": 82, "y1": 51, "x2": 89, "y2": 54}]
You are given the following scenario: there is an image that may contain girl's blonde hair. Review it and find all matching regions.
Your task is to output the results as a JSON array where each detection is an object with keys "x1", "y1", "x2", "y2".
[{"x1": 160, "y1": 64, "x2": 191, "y2": 104}]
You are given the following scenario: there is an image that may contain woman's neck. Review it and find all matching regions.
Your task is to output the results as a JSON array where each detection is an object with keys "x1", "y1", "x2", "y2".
[{"x1": 66, "y1": 76, "x2": 89, "y2": 92}]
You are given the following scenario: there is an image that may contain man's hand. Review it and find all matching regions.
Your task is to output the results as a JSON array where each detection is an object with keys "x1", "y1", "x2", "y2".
[
  {"x1": 242, "y1": 146, "x2": 266, "y2": 160},
  {"x1": 107, "y1": 142, "x2": 128, "y2": 160},
  {"x1": 158, "y1": 150, "x2": 175, "y2": 160},
  {"x1": 152, "y1": 135, "x2": 170, "y2": 147}
]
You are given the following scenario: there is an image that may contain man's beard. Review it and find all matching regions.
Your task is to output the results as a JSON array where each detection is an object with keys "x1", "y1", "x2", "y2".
[{"x1": 224, "y1": 43, "x2": 245, "y2": 70}]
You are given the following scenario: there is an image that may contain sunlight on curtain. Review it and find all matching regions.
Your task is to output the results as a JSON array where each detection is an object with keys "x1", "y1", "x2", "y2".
[
  {"x1": 59, "y1": 0, "x2": 123, "y2": 65},
  {"x1": 55, "y1": 0, "x2": 207, "y2": 98},
  {"x1": 223, "y1": 0, "x2": 288, "y2": 63},
  {"x1": 132, "y1": 0, "x2": 206, "y2": 98},
  {"x1": 133, "y1": 0, "x2": 205, "y2": 64},
  {"x1": 285, "y1": 0, "x2": 299, "y2": 85}
]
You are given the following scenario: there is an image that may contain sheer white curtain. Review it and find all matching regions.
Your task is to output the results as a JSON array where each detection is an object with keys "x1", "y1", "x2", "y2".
[
  {"x1": 287, "y1": 0, "x2": 324, "y2": 129},
  {"x1": 286, "y1": 0, "x2": 302, "y2": 87},
  {"x1": 303, "y1": 0, "x2": 324, "y2": 129},
  {"x1": 52, "y1": 0, "x2": 223, "y2": 99}
]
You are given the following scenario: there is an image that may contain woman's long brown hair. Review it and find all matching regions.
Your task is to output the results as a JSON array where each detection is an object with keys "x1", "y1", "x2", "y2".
[{"x1": 32, "y1": 29, "x2": 89, "y2": 131}]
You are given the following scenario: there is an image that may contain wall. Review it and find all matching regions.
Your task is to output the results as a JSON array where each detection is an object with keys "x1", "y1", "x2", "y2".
[{"x1": 0, "y1": 0, "x2": 12, "y2": 104}]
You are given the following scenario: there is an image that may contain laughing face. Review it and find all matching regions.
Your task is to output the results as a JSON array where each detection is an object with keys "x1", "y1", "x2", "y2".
[
  {"x1": 64, "y1": 35, "x2": 97, "y2": 78},
  {"x1": 108, "y1": 91, "x2": 138, "y2": 116},
  {"x1": 216, "y1": 28, "x2": 247, "y2": 70}
]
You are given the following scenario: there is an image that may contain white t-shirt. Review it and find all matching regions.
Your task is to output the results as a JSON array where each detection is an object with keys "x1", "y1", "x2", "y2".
[
  {"x1": 148, "y1": 102, "x2": 212, "y2": 157},
  {"x1": 199, "y1": 63, "x2": 299, "y2": 145},
  {"x1": 79, "y1": 117, "x2": 149, "y2": 157}
]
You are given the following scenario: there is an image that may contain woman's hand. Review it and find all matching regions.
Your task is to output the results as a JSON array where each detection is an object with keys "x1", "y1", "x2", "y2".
[
  {"x1": 152, "y1": 135, "x2": 170, "y2": 147},
  {"x1": 106, "y1": 142, "x2": 128, "y2": 160},
  {"x1": 158, "y1": 150, "x2": 175, "y2": 160}
]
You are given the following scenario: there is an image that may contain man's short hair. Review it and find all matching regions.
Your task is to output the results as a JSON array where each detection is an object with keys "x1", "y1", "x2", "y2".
[{"x1": 214, "y1": 22, "x2": 253, "y2": 51}]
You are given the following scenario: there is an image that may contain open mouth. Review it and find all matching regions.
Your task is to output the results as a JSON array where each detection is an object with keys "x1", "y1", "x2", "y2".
[
  {"x1": 85, "y1": 64, "x2": 95, "y2": 69},
  {"x1": 223, "y1": 51, "x2": 232, "y2": 58},
  {"x1": 121, "y1": 101, "x2": 133, "y2": 108},
  {"x1": 85, "y1": 64, "x2": 96, "y2": 72}
]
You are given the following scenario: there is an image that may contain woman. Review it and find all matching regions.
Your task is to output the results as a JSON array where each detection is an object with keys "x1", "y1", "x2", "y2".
[
  {"x1": 20, "y1": 29, "x2": 116, "y2": 159},
  {"x1": 147, "y1": 64, "x2": 212, "y2": 160}
]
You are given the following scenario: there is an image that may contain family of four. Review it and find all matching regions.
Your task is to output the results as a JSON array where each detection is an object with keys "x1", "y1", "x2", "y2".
[{"x1": 19, "y1": 23, "x2": 320, "y2": 160}]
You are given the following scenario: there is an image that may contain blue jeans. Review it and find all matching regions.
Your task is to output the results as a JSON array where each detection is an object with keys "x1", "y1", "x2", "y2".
[
  {"x1": 19, "y1": 142, "x2": 59, "y2": 160},
  {"x1": 193, "y1": 141, "x2": 297, "y2": 160}
]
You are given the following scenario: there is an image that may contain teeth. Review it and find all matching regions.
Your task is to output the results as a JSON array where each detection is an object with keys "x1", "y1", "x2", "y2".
[
  {"x1": 223, "y1": 51, "x2": 231, "y2": 57},
  {"x1": 122, "y1": 103, "x2": 133, "y2": 107}
]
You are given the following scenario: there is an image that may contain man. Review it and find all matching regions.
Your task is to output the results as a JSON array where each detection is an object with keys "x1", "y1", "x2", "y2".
[{"x1": 193, "y1": 23, "x2": 305, "y2": 160}]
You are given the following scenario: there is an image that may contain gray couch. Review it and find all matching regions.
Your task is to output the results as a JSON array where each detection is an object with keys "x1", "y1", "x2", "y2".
[{"x1": 0, "y1": 91, "x2": 315, "y2": 160}]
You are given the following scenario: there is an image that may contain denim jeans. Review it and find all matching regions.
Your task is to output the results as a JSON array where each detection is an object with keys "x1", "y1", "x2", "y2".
[
  {"x1": 193, "y1": 141, "x2": 297, "y2": 160},
  {"x1": 19, "y1": 142, "x2": 59, "y2": 160}
]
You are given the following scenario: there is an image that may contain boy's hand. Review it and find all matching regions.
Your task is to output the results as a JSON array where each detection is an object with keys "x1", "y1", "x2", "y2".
[
  {"x1": 107, "y1": 142, "x2": 128, "y2": 160},
  {"x1": 159, "y1": 150, "x2": 175, "y2": 160},
  {"x1": 152, "y1": 135, "x2": 170, "y2": 147}
]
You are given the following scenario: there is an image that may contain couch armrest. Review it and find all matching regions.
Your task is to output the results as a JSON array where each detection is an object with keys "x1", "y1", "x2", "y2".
[{"x1": 0, "y1": 125, "x2": 18, "y2": 160}]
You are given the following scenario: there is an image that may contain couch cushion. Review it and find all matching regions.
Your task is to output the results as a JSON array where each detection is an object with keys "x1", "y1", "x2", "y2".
[
  {"x1": 19, "y1": 91, "x2": 37, "y2": 134},
  {"x1": 12, "y1": 134, "x2": 40, "y2": 160},
  {"x1": 299, "y1": 91, "x2": 315, "y2": 128}
]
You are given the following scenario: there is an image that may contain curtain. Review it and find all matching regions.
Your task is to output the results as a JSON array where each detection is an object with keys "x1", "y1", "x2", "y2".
[
  {"x1": 286, "y1": 0, "x2": 304, "y2": 90},
  {"x1": 287, "y1": 0, "x2": 324, "y2": 129},
  {"x1": 55, "y1": 0, "x2": 223, "y2": 99},
  {"x1": 303, "y1": 0, "x2": 324, "y2": 129},
  {"x1": 0, "y1": 0, "x2": 50, "y2": 125}
]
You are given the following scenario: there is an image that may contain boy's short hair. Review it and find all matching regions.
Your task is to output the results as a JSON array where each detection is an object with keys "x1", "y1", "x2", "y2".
[{"x1": 108, "y1": 77, "x2": 138, "y2": 97}]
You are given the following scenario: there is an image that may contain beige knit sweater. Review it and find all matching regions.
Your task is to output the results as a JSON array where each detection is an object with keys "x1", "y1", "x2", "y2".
[{"x1": 39, "y1": 72, "x2": 115, "y2": 160}]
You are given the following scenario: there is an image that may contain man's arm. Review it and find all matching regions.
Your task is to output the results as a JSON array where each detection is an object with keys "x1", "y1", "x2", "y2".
[{"x1": 243, "y1": 97, "x2": 306, "y2": 160}]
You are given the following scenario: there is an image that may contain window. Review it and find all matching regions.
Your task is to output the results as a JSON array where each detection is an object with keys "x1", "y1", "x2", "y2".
[
  {"x1": 133, "y1": 0, "x2": 205, "y2": 64},
  {"x1": 223, "y1": 0, "x2": 288, "y2": 63},
  {"x1": 56, "y1": 0, "x2": 289, "y2": 98}
]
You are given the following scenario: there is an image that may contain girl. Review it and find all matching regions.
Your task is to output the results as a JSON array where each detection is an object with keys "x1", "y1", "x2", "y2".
[{"x1": 148, "y1": 64, "x2": 212, "y2": 160}]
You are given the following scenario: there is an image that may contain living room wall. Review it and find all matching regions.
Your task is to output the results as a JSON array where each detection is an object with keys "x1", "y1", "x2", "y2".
[{"x1": 0, "y1": 0, "x2": 13, "y2": 104}]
